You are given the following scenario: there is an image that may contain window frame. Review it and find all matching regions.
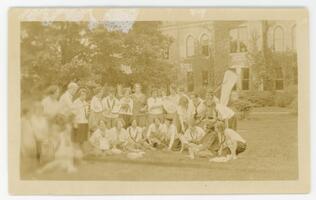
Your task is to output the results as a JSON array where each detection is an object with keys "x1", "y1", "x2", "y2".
[
  {"x1": 186, "y1": 35, "x2": 195, "y2": 57},
  {"x1": 229, "y1": 26, "x2": 248, "y2": 53}
]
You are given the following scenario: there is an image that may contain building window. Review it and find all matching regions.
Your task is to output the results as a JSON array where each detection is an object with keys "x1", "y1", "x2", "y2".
[
  {"x1": 200, "y1": 34, "x2": 209, "y2": 56},
  {"x1": 273, "y1": 26, "x2": 284, "y2": 52},
  {"x1": 229, "y1": 27, "x2": 248, "y2": 53},
  {"x1": 275, "y1": 67, "x2": 284, "y2": 90},
  {"x1": 291, "y1": 25, "x2": 296, "y2": 50},
  {"x1": 186, "y1": 35, "x2": 195, "y2": 57},
  {"x1": 187, "y1": 72, "x2": 194, "y2": 92},
  {"x1": 241, "y1": 68, "x2": 250, "y2": 90}
]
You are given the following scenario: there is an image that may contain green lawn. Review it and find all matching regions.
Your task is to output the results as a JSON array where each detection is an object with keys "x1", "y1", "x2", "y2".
[{"x1": 22, "y1": 113, "x2": 298, "y2": 181}]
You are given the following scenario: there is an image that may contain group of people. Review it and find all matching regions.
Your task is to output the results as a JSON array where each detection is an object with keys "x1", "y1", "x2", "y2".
[{"x1": 21, "y1": 76, "x2": 247, "y2": 174}]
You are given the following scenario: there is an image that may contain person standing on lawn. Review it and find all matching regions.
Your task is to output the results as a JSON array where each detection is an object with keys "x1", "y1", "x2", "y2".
[
  {"x1": 147, "y1": 88, "x2": 164, "y2": 125},
  {"x1": 102, "y1": 87, "x2": 121, "y2": 128},
  {"x1": 118, "y1": 88, "x2": 134, "y2": 128},
  {"x1": 58, "y1": 82, "x2": 79, "y2": 117},
  {"x1": 131, "y1": 83, "x2": 147, "y2": 127},
  {"x1": 89, "y1": 87, "x2": 104, "y2": 132},
  {"x1": 162, "y1": 84, "x2": 179, "y2": 125},
  {"x1": 41, "y1": 85, "x2": 60, "y2": 120},
  {"x1": 72, "y1": 88, "x2": 89, "y2": 146}
]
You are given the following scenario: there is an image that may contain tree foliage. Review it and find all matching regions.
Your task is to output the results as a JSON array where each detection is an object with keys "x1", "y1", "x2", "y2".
[{"x1": 21, "y1": 21, "x2": 175, "y2": 99}]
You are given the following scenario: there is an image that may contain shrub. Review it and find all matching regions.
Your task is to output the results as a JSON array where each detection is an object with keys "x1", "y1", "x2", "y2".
[
  {"x1": 274, "y1": 85, "x2": 297, "y2": 107},
  {"x1": 230, "y1": 99, "x2": 254, "y2": 120},
  {"x1": 240, "y1": 91, "x2": 275, "y2": 107}
]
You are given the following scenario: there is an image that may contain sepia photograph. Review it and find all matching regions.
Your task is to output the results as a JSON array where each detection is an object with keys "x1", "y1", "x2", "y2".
[{"x1": 8, "y1": 8, "x2": 309, "y2": 194}]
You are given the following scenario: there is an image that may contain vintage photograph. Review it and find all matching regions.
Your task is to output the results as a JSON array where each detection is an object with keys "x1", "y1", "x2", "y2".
[{"x1": 8, "y1": 8, "x2": 309, "y2": 194}]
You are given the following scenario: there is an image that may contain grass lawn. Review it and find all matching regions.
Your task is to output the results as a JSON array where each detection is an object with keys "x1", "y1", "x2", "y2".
[{"x1": 22, "y1": 113, "x2": 298, "y2": 181}]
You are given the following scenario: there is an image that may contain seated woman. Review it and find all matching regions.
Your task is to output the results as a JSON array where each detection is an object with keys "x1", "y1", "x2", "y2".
[
  {"x1": 125, "y1": 119, "x2": 147, "y2": 151},
  {"x1": 85, "y1": 120, "x2": 112, "y2": 156},
  {"x1": 160, "y1": 116, "x2": 178, "y2": 151},
  {"x1": 146, "y1": 117, "x2": 166, "y2": 149},
  {"x1": 215, "y1": 121, "x2": 247, "y2": 160},
  {"x1": 111, "y1": 118, "x2": 129, "y2": 153},
  {"x1": 179, "y1": 119, "x2": 206, "y2": 152},
  {"x1": 184, "y1": 119, "x2": 220, "y2": 160}
]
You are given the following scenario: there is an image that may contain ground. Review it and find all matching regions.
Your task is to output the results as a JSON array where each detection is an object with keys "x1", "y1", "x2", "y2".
[{"x1": 21, "y1": 111, "x2": 298, "y2": 181}]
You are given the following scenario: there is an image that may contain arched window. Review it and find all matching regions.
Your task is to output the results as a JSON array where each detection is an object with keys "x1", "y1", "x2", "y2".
[
  {"x1": 200, "y1": 34, "x2": 209, "y2": 56},
  {"x1": 273, "y1": 26, "x2": 284, "y2": 52},
  {"x1": 186, "y1": 35, "x2": 195, "y2": 57},
  {"x1": 291, "y1": 25, "x2": 296, "y2": 50}
]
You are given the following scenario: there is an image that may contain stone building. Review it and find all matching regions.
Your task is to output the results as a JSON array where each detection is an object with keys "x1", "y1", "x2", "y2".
[{"x1": 160, "y1": 20, "x2": 297, "y2": 94}]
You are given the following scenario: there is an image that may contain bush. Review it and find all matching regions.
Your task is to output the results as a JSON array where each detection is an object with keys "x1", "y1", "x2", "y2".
[
  {"x1": 274, "y1": 86, "x2": 297, "y2": 107},
  {"x1": 230, "y1": 99, "x2": 254, "y2": 120},
  {"x1": 240, "y1": 91, "x2": 275, "y2": 107}
]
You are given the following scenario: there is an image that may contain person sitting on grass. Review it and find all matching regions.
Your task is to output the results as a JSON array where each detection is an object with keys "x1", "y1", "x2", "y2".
[
  {"x1": 146, "y1": 117, "x2": 166, "y2": 149},
  {"x1": 110, "y1": 118, "x2": 128, "y2": 154},
  {"x1": 125, "y1": 119, "x2": 148, "y2": 151},
  {"x1": 179, "y1": 119, "x2": 206, "y2": 153},
  {"x1": 184, "y1": 119, "x2": 220, "y2": 160},
  {"x1": 160, "y1": 116, "x2": 178, "y2": 151},
  {"x1": 36, "y1": 114, "x2": 83, "y2": 174},
  {"x1": 85, "y1": 120, "x2": 112, "y2": 157},
  {"x1": 215, "y1": 121, "x2": 247, "y2": 161}
]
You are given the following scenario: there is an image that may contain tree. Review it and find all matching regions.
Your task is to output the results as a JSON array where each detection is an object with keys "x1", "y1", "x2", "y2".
[{"x1": 21, "y1": 21, "x2": 176, "y2": 99}]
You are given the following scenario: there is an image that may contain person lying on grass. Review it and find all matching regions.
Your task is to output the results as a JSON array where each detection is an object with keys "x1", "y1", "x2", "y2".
[
  {"x1": 36, "y1": 114, "x2": 83, "y2": 174},
  {"x1": 214, "y1": 121, "x2": 247, "y2": 161}
]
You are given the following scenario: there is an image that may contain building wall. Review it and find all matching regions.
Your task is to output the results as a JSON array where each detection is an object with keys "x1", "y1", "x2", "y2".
[{"x1": 160, "y1": 20, "x2": 297, "y2": 93}]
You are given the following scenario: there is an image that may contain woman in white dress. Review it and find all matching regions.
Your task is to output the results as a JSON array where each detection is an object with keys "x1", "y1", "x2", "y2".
[{"x1": 89, "y1": 87, "x2": 104, "y2": 132}]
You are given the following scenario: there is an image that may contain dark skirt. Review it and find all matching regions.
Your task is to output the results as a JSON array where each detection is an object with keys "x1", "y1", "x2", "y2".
[{"x1": 73, "y1": 123, "x2": 89, "y2": 144}]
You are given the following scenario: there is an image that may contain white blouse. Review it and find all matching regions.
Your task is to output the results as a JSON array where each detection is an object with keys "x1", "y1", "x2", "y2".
[
  {"x1": 72, "y1": 98, "x2": 88, "y2": 124},
  {"x1": 147, "y1": 97, "x2": 163, "y2": 115},
  {"x1": 90, "y1": 96, "x2": 103, "y2": 113}
]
